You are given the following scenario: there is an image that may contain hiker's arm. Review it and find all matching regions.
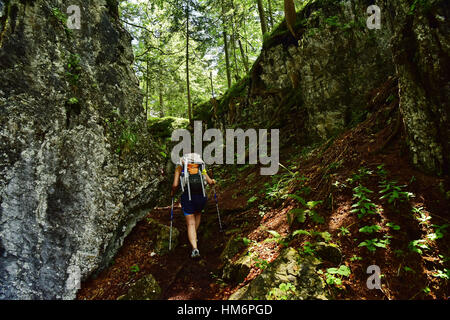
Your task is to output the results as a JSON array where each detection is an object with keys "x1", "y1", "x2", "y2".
[
  {"x1": 171, "y1": 166, "x2": 182, "y2": 197},
  {"x1": 203, "y1": 172, "x2": 216, "y2": 185}
]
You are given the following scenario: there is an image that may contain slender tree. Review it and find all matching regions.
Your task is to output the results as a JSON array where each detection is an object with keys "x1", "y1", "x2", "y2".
[
  {"x1": 221, "y1": 0, "x2": 232, "y2": 89},
  {"x1": 186, "y1": 0, "x2": 193, "y2": 126},
  {"x1": 267, "y1": 0, "x2": 274, "y2": 29},
  {"x1": 256, "y1": 0, "x2": 268, "y2": 37},
  {"x1": 284, "y1": 0, "x2": 297, "y2": 39}
]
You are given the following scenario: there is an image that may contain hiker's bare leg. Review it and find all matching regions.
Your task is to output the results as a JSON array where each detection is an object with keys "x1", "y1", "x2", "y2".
[
  {"x1": 185, "y1": 214, "x2": 197, "y2": 249},
  {"x1": 194, "y1": 212, "x2": 201, "y2": 231}
]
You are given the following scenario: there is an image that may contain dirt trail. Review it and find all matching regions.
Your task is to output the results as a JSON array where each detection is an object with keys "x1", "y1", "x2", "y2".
[
  {"x1": 156, "y1": 201, "x2": 228, "y2": 300},
  {"x1": 77, "y1": 192, "x2": 233, "y2": 300}
]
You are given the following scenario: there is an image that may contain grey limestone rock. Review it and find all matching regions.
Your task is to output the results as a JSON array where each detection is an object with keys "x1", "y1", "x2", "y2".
[{"x1": 0, "y1": 0, "x2": 164, "y2": 299}]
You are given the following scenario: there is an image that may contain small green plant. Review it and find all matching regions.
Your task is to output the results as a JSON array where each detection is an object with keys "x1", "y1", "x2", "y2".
[
  {"x1": 267, "y1": 283, "x2": 297, "y2": 300},
  {"x1": 408, "y1": 0, "x2": 431, "y2": 15},
  {"x1": 210, "y1": 272, "x2": 227, "y2": 287},
  {"x1": 67, "y1": 97, "x2": 79, "y2": 105},
  {"x1": 403, "y1": 266, "x2": 415, "y2": 273},
  {"x1": 301, "y1": 241, "x2": 316, "y2": 256},
  {"x1": 247, "y1": 196, "x2": 258, "y2": 205},
  {"x1": 359, "y1": 225, "x2": 382, "y2": 234},
  {"x1": 347, "y1": 167, "x2": 373, "y2": 184},
  {"x1": 258, "y1": 204, "x2": 268, "y2": 217},
  {"x1": 264, "y1": 171, "x2": 297, "y2": 202},
  {"x1": 358, "y1": 238, "x2": 390, "y2": 253},
  {"x1": 117, "y1": 127, "x2": 138, "y2": 155},
  {"x1": 338, "y1": 226, "x2": 350, "y2": 237},
  {"x1": 265, "y1": 230, "x2": 289, "y2": 247},
  {"x1": 324, "y1": 160, "x2": 343, "y2": 177},
  {"x1": 51, "y1": 7, "x2": 72, "y2": 36},
  {"x1": 318, "y1": 265, "x2": 351, "y2": 287},
  {"x1": 324, "y1": 15, "x2": 341, "y2": 27},
  {"x1": 379, "y1": 180, "x2": 414, "y2": 205},
  {"x1": 427, "y1": 224, "x2": 449, "y2": 241},
  {"x1": 432, "y1": 269, "x2": 449, "y2": 280},
  {"x1": 254, "y1": 257, "x2": 270, "y2": 270},
  {"x1": 386, "y1": 222, "x2": 401, "y2": 230},
  {"x1": 350, "y1": 255, "x2": 363, "y2": 262},
  {"x1": 351, "y1": 185, "x2": 377, "y2": 219},
  {"x1": 412, "y1": 206, "x2": 431, "y2": 224},
  {"x1": 312, "y1": 231, "x2": 332, "y2": 242},
  {"x1": 66, "y1": 54, "x2": 81, "y2": 86},
  {"x1": 287, "y1": 195, "x2": 324, "y2": 224},
  {"x1": 292, "y1": 229, "x2": 311, "y2": 237},
  {"x1": 376, "y1": 164, "x2": 388, "y2": 177},
  {"x1": 242, "y1": 237, "x2": 252, "y2": 246},
  {"x1": 408, "y1": 239, "x2": 429, "y2": 254},
  {"x1": 51, "y1": 7, "x2": 67, "y2": 23},
  {"x1": 130, "y1": 264, "x2": 140, "y2": 273}
]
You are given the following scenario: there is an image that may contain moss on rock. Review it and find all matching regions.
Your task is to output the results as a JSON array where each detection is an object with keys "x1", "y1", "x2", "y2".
[{"x1": 118, "y1": 274, "x2": 161, "y2": 300}]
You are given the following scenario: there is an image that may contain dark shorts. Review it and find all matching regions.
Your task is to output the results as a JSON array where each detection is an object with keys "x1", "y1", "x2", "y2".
[{"x1": 181, "y1": 193, "x2": 207, "y2": 216}]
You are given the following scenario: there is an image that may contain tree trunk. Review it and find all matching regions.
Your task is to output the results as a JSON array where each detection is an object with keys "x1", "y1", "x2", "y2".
[
  {"x1": 231, "y1": 25, "x2": 239, "y2": 80},
  {"x1": 238, "y1": 38, "x2": 249, "y2": 74},
  {"x1": 186, "y1": 1, "x2": 192, "y2": 126},
  {"x1": 221, "y1": 0, "x2": 232, "y2": 89},
  {"x1": 158, "y1": 63, "x2": 164, "y2": 118},
  {"x1": 231, "y1": 0, "x2": 241, "y2": 80},
  {"x1": 284, "y1": 0, "x2": 297, "y2": 39},
  {"x1": 382, "y1": 0, "x2": 450, "y2": 175},
  {"x1": 145, "y1": 58, "x2": 149, "y2": 118},
  {"x1": 256, "y1": 0, "x2": 268, "y2": 37},
  {"x1": 267, "y1": 0, "x2": 274, "y2": 29},
  {"x1": 210, "y1": 71, "x2": 215, "y2": 99}
]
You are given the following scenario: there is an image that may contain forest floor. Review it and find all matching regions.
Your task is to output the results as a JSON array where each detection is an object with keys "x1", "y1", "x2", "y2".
[
  {"x1": 78, "y1": 79, "x2": 449, "y2": 300},
  {"x1": 77, "y1": 200, "x2": 229, "y2": 300}
]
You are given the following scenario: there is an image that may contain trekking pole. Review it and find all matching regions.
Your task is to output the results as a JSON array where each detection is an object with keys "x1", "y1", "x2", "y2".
[
  {"x1": 169, "y1": 197, "x2": 174, "y2": 251},
  {"x1": 213, "y1": 186, "x2": 223, "y2": 232}
]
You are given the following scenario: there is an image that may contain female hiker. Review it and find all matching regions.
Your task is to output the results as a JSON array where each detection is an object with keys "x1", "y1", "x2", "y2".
[{"x1": 171, "y1": 153, "x2": 216, "y2": 259}]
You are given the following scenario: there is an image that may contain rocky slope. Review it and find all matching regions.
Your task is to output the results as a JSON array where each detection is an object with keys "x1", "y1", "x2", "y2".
[
  {"x1": 0, "y1": 0, "x2": 164, "y2": 299},
  {"x1": 195, "y1": 0, "x2": 449, "y2": 176}
]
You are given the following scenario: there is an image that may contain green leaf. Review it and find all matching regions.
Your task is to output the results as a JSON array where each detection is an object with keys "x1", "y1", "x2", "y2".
[
  {"x1": 313, "y1": 231, "x2": 331, "y2": 242},
  {"x1": 288, "y1": 194, "x2": 306, "y2": 206},
  {"x1": 292, "y1": 229, "x2": 311, "y2": 237},
  {"x1": 327, "y1": 265, "x2": 351, "y2": 277},
  {"x1": 306, "y1": 200, "x2": 323, "y2": 209},
  {"x1": 359, "y1": 225, "x2": 381, "y2": 233},
  {"x1": 310, "y1": 211, "x2": 325, "y2": 224},
  {"x1": 242, "y1": 237, "x2": 252, "y2": 246},
  {"x1": 386, "y1": 222, "x2": 400, "y2": 230},
  {"x1": 267, "y1": 230, "x2": 281, "y2": 238},
  {"x1": 288, "y1": 208, "x2": 306, "y2": 223}
]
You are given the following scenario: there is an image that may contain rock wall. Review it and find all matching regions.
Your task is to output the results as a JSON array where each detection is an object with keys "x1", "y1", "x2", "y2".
[
  {"x1": 198, "y1": 0, "x2": 395, "y2": 145},
  {"x1": 381, "y1": 0, "x2": 449, "y2": 175},
  {"x1": 255, "y1": 0, "x2": 394, "y2": 141},
  {"x1": 0, "y1": 0, "x2": 164, "y2": 299},
  {"x1": 229, "y1": 248, "x2": 327, "y2": 300}
]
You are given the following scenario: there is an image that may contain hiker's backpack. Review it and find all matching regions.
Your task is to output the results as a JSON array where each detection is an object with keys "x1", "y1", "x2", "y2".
[{"x1": 179, "y1": 153, "x2": 207, "y2": 200}]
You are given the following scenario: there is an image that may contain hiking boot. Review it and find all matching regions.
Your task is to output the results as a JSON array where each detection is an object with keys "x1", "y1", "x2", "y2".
[{"x1": 191, "y1": 249, "x2": 200, "y2": 259}]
